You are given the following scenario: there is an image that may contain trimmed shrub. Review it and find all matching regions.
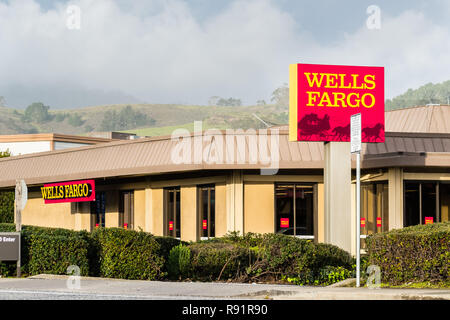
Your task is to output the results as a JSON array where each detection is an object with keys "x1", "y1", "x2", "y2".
[
  {"x1": 167, "y1": 244, "x2": 191, "y2": 279},
  {"x1": 209, "y1": 233, "x2": 354, "y2": 285},
  {"x1": 188, "y1": 242, "x2": 251, "y2": 281},
  {"x1": 92, "y1": 228, "x2": 164, "y2": 280},
  {"x1": 366, "y1": 221, "x2": 450, "y2": 285},
  {"x1": 28, "y1": 233, "x2": 90, "y2": 276},
  {"x1": 154, "y1": 236, "x2": 185, "y2": 262}
]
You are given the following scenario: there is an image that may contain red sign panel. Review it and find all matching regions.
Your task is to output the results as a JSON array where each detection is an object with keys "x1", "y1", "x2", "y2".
[
  {"x1": 376, "y1": 217, "x2": 382, "y2": 227},
  {"x1": 202, "y1": 220, "x2": 207, "y2": 230},
  {"x1": 41, "y1": 179, "x2": 95, "y2": 204},
  {"x1": 289, "y1": 63, "x2": 384, "y2": 142},
  {"x1": 425, "y1": 217, "x2": 434, "y2": 225},
  {"x1": 169, "y1": 221, "x2": 174, "y2": 231},
  {"x1": 280, "y1": 218, "x2": 289, "y2": 228},
  {"x1": 360, "y1": 218, "x2": 366, "y2": 228}
]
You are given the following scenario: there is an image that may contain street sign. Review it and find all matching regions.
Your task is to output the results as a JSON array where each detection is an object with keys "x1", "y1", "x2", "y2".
[
  {"x1": 351, "y1": 113, "x2": 362, "y2": 153},
  {"x1": 15, "y1": 180, "x2": 27, "y2": 211},
  {"x1": 0, "y1": 232, "x2": 20, "y2": 261}
]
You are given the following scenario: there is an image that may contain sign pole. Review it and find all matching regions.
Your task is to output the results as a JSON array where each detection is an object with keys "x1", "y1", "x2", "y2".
[
  {"x1": 350, "y1": 113, "x2": 362, "y2": 288},
  {"x1": 356, "y1": 151, "x2": 361, "y2": 287}
]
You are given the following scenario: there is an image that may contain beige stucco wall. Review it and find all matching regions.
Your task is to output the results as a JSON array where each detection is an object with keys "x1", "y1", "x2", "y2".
[
  {"x1": 151, "y1": 188, "x2": 164, "y2": 236},
  {"x1": 215, "y1": 183, "x2": 227, "y2": 237},
  {"x1": 134, "y1": 189, "x2": 146, "y2": 231},
  {"x1": 316, "y1": 183, "x2": 324, "y2": 243},
  {"x1": 244, "y1": 182, "x2": 274, "y2": 234},
  {"x1": 104, "y1": 190, "x2": 119, "y2": 228},
  {"x1": 180, "y1": 186, "x2": 197, "y2": 242},
  {"x1": 21, "y1": 192, "x2": 76, "y2": 229}
]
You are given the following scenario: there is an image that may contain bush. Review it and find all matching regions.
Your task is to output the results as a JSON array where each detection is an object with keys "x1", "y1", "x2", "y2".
[
  {"x1": 167, "y1": 244, "x2": 191, "y2": 279},
  {"x1": 212, "y1": 233, "x2": 354, "y2": 285},
  {"x1": 366, "y1": 222, "x2": 450, "y2": 285},
  {"x1": 188, "y1": 242, "x2": 251, "y2": 281},
  {"x1": 0, "y1": 192, "x2": 14, "y2": 223},
  {"x1": 92, "y1": 228, "x2": 164, "y2": 280},
  {"x1": 28, "y1": 234, "x2": 90, "y2": 276}
]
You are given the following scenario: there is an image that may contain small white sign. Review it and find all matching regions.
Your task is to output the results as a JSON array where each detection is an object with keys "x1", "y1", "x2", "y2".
[
  {"x1": 15, "y1": 180, "x2": 28, "y2": 211},
  {"x1": 351, "y1": 113, "x2": 362, "y2": 153}
]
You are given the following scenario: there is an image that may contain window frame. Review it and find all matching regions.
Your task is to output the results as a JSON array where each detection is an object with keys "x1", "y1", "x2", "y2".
[
  {"x1": 274, "y1": 182, "x2": 315, "y2": 239},
  {"x1": 197, "y1": 184, "x2": 215, "y2": 240},
  {"x1": 163, "y1": 187, "x2": 181, "y2": 239}
]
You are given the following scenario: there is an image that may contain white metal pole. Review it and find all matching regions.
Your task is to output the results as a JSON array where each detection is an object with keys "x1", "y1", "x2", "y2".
[{"x1": 356, "y1": 151, "x2": 361, "y2": 287}]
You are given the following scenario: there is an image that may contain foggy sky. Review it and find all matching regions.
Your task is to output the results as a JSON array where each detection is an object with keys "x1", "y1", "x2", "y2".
[{"x1": 0, "y1": 0, "x2": 449, "y2": 108}]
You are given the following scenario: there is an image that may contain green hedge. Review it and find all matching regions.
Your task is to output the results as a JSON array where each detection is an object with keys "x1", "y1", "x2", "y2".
[
  {"x1": 188, "y1": 242, "x2": 251, "y2": 281},
  {"x1": 366, "y1": 221, "x2": 450, "y2": 285},
  {"x1": 167, "y1": 233, "x2": 354, "y2": 285},
  {"x1": 92, "y1": 228, "x2": 164, "y2": 280},
  {"x1": 28, "y1": 234, "x2": 90, "y2": 276}
]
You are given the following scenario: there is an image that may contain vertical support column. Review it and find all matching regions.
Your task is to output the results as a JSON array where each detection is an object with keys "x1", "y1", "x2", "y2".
[
  {"x1": 324, "y1": 142, "x2": 352, "y2": 253},
  {"x1": 226, "y1": 170, "x2": 244, "y2": 235},
  {"x1": 388, "y1": 168, "x2": 403, "y2": 229},
  {"x1": 144, "y1": 187, "x2": 153, "y2": 233},
  {"x1": 180, "y1": 186, "x2": 198, "y2": 242}
]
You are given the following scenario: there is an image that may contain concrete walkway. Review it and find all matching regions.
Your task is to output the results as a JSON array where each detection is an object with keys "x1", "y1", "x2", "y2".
[{"x1": 0, "y1": 275, "x2": 448, "y2": 300}]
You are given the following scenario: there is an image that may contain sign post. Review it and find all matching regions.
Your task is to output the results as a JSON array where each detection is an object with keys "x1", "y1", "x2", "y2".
[
  {"x1": 14, "y1": 180, "x2": 27, "y2": 278},
  {"x1": 351, "y1": 113, "x2": 362, "y2": 287}
]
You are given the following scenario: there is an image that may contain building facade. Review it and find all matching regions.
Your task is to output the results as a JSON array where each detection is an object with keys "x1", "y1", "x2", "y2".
[{"x1": 0, "y1": 105, "x2": 449, "y2": 255}]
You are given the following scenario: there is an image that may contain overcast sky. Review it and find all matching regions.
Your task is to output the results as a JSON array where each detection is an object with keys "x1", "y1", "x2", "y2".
[{"x1": 0, "y1": 0, "x2": 449, "y2": 108}]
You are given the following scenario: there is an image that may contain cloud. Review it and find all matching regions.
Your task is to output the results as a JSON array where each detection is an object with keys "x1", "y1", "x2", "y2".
[{"x1": 0, "y1": 0, "x2": 448, "y2": 108}]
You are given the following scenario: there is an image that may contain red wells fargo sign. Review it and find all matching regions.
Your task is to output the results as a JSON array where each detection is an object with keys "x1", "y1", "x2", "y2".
[{"x1": 289, "y1": 63, "x2": 385, "y2": 142}]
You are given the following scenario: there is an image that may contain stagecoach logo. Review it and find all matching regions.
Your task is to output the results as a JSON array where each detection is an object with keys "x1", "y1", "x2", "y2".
[
  {"x1": 289, "y1": 63, "x2": 385, "y2": 142},
  {"x1": 41, "y1": 180, "x2": 95, "y2": 204}
]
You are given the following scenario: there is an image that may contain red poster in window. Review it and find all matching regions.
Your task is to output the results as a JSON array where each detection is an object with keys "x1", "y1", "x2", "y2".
[
  {"x1": 124, "y1": 223, "x2": 128, "y2": 229},
  {"x1": 289, "y1": 63, "x2": 385, "y2": 142},
  {"x1": 425, "y1": 217, "x2": 434, "y2": 224},
  {"x1": 169, "y1": 221, "x2": 174, "y2": 231},
  {"x1": 280, "y1": 218, "x2": 289, "y2": 228},
  {"x1": 360, "y1": 218, "x2": 366, "y2": 227},
  {"x1": 202, "y1": 220, "x2": 207, "y2": 230},
  {"x1": 376, "y1": 217, "x2": 382, "y2": 227}
]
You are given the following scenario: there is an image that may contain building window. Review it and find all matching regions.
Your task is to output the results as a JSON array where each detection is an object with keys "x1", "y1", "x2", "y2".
[
  {"x1": 119, "y1": 191, "x2": 134, "y2": 229},
  {"x1": 275, "y1": 184, "x2": 314, "y2": 237},
  {"x1": 361, "y1": 182, "x2": 389, "y2": 235},
  {"x1": 404, "y1": 181, "x2": 450, "y2": 227},
  {"x1": 91, "y1": 191, "x2": 106, "y2": 229},
  {"x1": 198, "y1": 184, "x2": 215, "y2": 239},
  {"x1": 164, "y1": 187, "x2": 181, "y2": 238}
]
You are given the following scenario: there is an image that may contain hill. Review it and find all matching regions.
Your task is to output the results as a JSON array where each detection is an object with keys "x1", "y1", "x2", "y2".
[
  {"x1": 386, "y1": 80, "x2": 450, "y2": 110},
  {"x1": 0, "y1": 103, "x2": 288, "y2": 136}
]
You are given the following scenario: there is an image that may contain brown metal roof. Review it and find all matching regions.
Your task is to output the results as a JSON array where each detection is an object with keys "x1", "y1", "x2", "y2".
[
  {"x1": 0, "y1": 129, "x2": 450, "y2": 188},
  {"x1": 385, "y1": 105, "x2": 450, "y2": 133},
  {"x1": 0, "y1": 133, "x2": 114, "y2": 144},
  {"x1": 272, "y1": 105, "x2": 450, "y2": 134}
]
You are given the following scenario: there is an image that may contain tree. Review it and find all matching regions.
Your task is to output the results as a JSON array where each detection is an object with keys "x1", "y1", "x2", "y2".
[
  {"x1": 0, "y1": 150, "x2": 14, "y2": 223},
  {"x1": 100, "y1": 106, "x2": 155, "y2": 131},
  {"x1": 67, "y1": 113, "x2": 85, "y2": 127},
  {"x1": 216, "y1": 98, "x2": 242, "y2": 107},
  {"x1": 24, "y1": 102, "x2": 51, "y2": 123},
  {"x1": 256, "y1": 100, "x2": 266, "y2": 106},
  {"x1": 271, "y1": 83, "x2": 289, "y2": 108}
]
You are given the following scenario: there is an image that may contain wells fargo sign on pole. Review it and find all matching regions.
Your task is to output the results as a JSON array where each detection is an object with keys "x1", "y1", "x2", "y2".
[
  {"x1": 289, "y1": 63, "x2": 384, "y2": 142},
  {"x1": 41, "y1": 179, "x2": 95, "y2": 204}
]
